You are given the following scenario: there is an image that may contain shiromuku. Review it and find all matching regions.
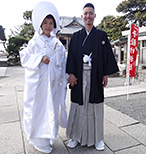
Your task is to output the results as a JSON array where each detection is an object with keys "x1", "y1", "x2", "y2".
[{"x1": 20, "y1": 1, "x2": 67, "y2": 153}]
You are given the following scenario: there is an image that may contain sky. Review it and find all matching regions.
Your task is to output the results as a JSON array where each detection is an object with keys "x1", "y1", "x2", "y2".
[{"x1": 1, "y1": 0, "x2": 123, "y2": 38}]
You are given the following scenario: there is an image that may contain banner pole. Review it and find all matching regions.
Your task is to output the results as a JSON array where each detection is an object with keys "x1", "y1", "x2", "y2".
[{"x1": 127, "y1": 24, "x2": 131, "y2": 100}]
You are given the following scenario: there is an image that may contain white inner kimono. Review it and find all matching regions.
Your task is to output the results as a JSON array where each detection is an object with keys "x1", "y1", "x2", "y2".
[{"x1": 20, "y1": 33, "x2": 67, "y2": 147}]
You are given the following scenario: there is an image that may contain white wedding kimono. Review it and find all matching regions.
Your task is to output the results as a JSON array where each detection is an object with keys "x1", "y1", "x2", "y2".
[{"x1": 20, "y1": 33, "x2": 67, "y2": 148}]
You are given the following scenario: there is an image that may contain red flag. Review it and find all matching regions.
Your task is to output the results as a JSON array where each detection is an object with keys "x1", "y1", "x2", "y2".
[{"x1": 127, "y1": 24, "x2": 139, "y2": 77}]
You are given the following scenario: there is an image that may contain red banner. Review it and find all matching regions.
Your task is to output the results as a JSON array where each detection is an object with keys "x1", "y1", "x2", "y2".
[{"x1": 127, "y1": 24, "x2": 139, "y2": 77}]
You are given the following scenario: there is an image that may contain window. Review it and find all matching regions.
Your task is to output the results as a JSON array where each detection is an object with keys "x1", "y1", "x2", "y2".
[{"x1": 142, "y1": 40, "x2": 146, "y2": 47}]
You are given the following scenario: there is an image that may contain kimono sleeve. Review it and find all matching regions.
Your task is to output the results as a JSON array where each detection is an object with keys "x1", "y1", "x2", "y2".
[
  {"x1": 55, "y1": 42, "x2": 66, "y2": 68},
  {"x1": 20, "y1": 41, "x2": 45, "y2": 71},
  {"x1": 66, "y1": 35, "x2": 76, "y2": 75},
  {"x1": 103, "y1": 33, "x2": 119, "y2": 75}
]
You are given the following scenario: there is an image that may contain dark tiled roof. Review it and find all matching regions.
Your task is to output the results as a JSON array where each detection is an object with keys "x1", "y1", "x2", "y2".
[{"x1": 59, "y1": 16, "x2": 84, "y2": 34}]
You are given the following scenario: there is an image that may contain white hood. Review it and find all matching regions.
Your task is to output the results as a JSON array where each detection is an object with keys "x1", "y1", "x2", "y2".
[{"x1": 32, "y1": 1, "x2": 59, "y2": 35}]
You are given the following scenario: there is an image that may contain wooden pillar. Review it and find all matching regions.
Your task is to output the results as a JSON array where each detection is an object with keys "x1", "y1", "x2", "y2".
[
  {"x1": 66, "y1": 37, "x2": 69, "y2": 52},
  {"x1": 118, "y1": 45, "x2": 121, "y2": 64},
  {"x1": 139, "y1": 40, "x2": 143, "y2": 65}
]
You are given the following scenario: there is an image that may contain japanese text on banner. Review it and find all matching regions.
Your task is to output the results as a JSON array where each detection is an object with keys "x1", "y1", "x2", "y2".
[{"x1": 128, "y1": 24, "x2": 139, "y2": 77}]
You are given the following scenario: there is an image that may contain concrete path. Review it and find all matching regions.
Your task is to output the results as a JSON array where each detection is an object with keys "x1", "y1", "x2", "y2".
[{"x1": 0, "y1": 66, "x2": 146, "y2": 154}]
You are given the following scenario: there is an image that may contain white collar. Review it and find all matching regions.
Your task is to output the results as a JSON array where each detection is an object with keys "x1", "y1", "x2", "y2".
[{"x1": 85, "y1": 27, "x2": 93, "y2": 35}]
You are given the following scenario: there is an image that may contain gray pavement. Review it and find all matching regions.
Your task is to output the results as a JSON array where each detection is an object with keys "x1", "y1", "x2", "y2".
[
  {"x1": 105, "y1": 92, "x2": 146, "y2": 126},
  {"x1": 1, "y1": 63, "x2": 146, "y2": 154}
]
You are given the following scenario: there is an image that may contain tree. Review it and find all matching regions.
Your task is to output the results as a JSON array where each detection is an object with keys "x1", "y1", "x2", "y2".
[
  {"x1": 19, "y1": 23, "x2": 34, "y2": 40},
  {"x1": 0, "y1": 25, "x2": 6, "y2": 49},
  {"x1": 116, "y1": 0, "x2": 146, "y2": 27},
  {"x1": 6, "y1": 36, "x2": 28, "y2": 64},
  {"x1": 10, "y1": 10, "x2": 34, "y2": 39},
  {"x1": 97, "y1": 15, "x2": 129, "y2": 41},
  {"x1": 6, "y1": 10, "x2": 34, "y2": 65},
  {"x1": 97, "y1": 15, "x2": 115, "y2": 40},
  {"x1": 23, "y1": 10, "x2": 32, "y2": 21},
  {"x1": 10, "y1": 25, "x2": 23, "y2": 37},
  {"x1": 20, "y1": 10, "x2": 34, "y2": 40}
]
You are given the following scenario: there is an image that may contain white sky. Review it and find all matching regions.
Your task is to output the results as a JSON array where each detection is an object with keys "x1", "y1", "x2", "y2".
[{"x1": 1, "y1": 0, "x2": 123, "y2": 37}]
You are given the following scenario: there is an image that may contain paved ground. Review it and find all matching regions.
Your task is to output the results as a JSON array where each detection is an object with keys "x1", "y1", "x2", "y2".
[
  {"x1": 105, "y1": 76, "x2": 146, "y2": 125},
  {"x1": 1, "y1": 58, "x2": 146, "y2": 154},
  {"x1": 105, "y1": 92, "x2": 146, "y2": 125}
]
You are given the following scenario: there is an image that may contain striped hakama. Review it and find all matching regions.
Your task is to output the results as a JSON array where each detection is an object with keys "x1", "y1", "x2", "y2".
[{"x1": 66, "y1": 64, "x2": 104, "y2": 147}]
